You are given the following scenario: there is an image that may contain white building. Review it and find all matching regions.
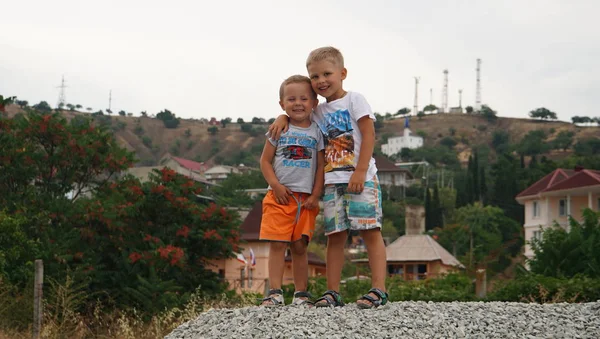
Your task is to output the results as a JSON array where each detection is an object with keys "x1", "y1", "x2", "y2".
[{"x1": 381, "y1": 128, "x2": 423, "y2": 157}]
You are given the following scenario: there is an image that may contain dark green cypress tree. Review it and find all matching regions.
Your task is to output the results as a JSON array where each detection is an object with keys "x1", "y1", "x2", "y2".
[
  {"x1": 473, "y1": 150, "x2": 480, "y2": 202},
  {"x1": 425, "y1": 187, "x2": 433, "y2": 231},
  {"x1": 480, "y1": 167, "x2": 487, "y2": 205},
  {"x1": 433, "y1": 185, "x2": 442, "y2": 228},
  {"x1": 466, "y1": 155, "x2": 474, "y2": 204}
]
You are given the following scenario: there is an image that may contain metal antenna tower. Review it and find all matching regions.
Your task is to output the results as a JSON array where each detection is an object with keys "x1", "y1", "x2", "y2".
[
  {"x1": 108, "y1": 90, "x2": 112, "y2": 111},
  {"x1": 413, "y1": 77, "x2": 420, "y2": 115},
  {"x1": 56, "y1": 75, "x2": 67, "y2": 109},
  {"x1": 429, "y1": 88, "x2": 433, "y2": 105},
  {"x1": 475, "y1": 59, "x2": 482, "y2": 111},
  {"x1": 458, "y1": 89, "x2": 463, "y2": 108},
  {"x1": 441, "y1": 69, "x2": 448, "y2": 113}
]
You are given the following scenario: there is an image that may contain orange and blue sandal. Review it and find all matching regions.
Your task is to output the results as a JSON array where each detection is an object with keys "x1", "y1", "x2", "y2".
[
  {"x1": 357, "y1": 288, "x2": 389, "y2": 309},
  {"x1": 315, "y1": 290, "x2": 345, "y2": 308}
]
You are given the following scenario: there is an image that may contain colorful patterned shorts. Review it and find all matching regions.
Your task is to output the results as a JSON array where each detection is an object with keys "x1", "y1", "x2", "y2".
[{"x1": 323, "y1": 176, "x2": 383, "y2": 235}]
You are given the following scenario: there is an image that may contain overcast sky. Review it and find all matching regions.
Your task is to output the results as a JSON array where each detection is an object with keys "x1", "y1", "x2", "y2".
[{"x1": 1, "y1": 0, "x2": 598, "y2": 122}]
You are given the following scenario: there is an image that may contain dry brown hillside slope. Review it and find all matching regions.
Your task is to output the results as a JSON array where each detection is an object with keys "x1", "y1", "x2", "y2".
[
  {"x1": 380, "y1": 113, "x2": 600, "y2": 163},
  {"x1": 4, "y1": 104, "x2": 599, "y2": 166}
]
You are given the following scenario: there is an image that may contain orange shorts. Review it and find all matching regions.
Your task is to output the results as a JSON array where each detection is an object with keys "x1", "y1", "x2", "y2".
[{"x1": 259, "y1": 190, "x2": 319, "y2": 243}]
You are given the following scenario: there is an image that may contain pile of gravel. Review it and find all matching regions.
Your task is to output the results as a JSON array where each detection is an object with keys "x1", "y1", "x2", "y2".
[{"x1": 166, "y1": 301, "x2": 600, "y2": 338}]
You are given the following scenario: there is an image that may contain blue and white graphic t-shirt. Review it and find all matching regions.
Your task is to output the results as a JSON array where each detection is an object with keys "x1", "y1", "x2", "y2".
[
  {"x1": 268, "y1": 122, "x2": 325, "y2": 194},
  {"x1": 313, "y1": 91, "x2": 378, "y2": 185}
]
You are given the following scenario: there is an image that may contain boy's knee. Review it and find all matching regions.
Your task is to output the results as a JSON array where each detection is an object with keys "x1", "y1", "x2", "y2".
[
  {"x1": 328, "y1": 231, "x2": 348, "y2": 245},
  {"x1": 290, "y1": 239, "x2": 307, "y2": 256},
  {"x1": 270, "y1": 241, "x2": 288, "y2": 252}
]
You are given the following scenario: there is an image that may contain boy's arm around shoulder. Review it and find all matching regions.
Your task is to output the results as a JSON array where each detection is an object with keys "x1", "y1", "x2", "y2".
[{"x1": 267, "y1": 114, "x2": 290, "y2": 141}]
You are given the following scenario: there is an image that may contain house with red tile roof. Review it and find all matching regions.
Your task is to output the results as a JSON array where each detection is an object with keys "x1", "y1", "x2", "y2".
[
  {"x1": 515, "y1": 166, "x2": 600, "y2": 261},
  {"x1": 208, "y1": 201, "x2": 326, "y2": 294}
]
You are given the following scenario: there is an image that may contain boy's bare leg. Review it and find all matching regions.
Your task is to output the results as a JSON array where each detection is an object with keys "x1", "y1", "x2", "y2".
[
  {"x1": 290, "y1": 237, "x2": 309, "y2": 294},
  {"x1": 263, "y1": 241, "x2": 287, "y2": 305},
  {"x1": 325, "y1": 231, "x2": 347, "y2": 292},
  {"x1": 357, "y1": 228, "x2": 387, "y2": 306}
]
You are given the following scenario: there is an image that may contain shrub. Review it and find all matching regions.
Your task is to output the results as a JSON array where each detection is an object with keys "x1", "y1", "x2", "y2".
[{"x1": 488, "y1": 274, "x2": 600, "y2": 303}]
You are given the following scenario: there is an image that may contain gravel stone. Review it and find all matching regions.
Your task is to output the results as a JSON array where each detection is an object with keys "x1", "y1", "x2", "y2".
[{"x1": 165, "y1": 301, "x2": 600, "y2": 339}]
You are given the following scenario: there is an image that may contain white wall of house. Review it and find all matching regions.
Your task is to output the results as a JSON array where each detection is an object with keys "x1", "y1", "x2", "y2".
[
  {"x1": 378, "y1": 171, "x2": 408, "y2": 187},
  {"x1": 522, "y1": 192, "x2": 600, "y2": 260},
  {"x1": 381, "y1": 128, "x2": 423, "y2": 157}
]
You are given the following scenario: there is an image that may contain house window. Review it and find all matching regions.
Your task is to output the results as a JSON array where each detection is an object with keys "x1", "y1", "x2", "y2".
[
  {"x1": 532, "y1": 230, "x2": 543, "y2": 242},
  {"x1": 533, "y1": 201, "x2": 540, "y2": 218},
  {"x1": 559, "y1": 199, "x2": 566, "y2": 216}
]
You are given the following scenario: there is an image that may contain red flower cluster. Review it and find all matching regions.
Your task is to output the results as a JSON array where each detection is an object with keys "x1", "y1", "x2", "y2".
[
  {"x1": 176, "y1": 225, "x2": 190, "y2": 238},
  {"x1": 157, "y1": 245, "x2": 185, "y2": 265},
  {"x1": 129, "y1": 252, "x2": 143, "y2": 263},
  {"x1": 160, "y1": 168, "x2": 177, "y2": 183}
]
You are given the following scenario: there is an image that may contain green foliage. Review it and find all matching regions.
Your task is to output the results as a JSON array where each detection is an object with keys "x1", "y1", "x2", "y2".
[
  {"x1": 156, "y1": 109, "x2": 180, "y2": 129},
  {"x1": 478, "y1": 105, "x2": 497, "y2": 122},
  {"x1": 517, "y1": 129, "x2": 549, "y2": 156},
  {"x1": 207, "y1": 126, "x2": 219, "y2": 135},
  {"x1": 184, "y1": 128, "x2": 192, "y2": 138},
  {"x1": 439, "y1": 136, "x2": 457, "y2": 148},
  {"x1": 395, "y1": 107, "x2": 411, "y2": 116},
  {"x1": 0, "y1": 212, "x2": 39, "y2": 285},
  {"x1": 529, "y1": 107, "x2": 557, "y2": 120},
  {"x1": 142, "y1": 136, "x2": 153, "y2": 147},
  {"x1": 574, "y1": 138, "x2": 600, "y2": 156},
  {"x1": 374, "y1": 113, "x2": 384, "y2": 130},
  {"x1": 488, "y1": 274, "x2": 600, "y2": 303},
  {"x1": 465, "y1": 106, "x2": 474, "y2": 114},
  {"x1": 529, "y1": 209, "x2": 600, "y2": 278},
  {"x1": 118, "y1": 110, "x2": 126, "y2": 116},
  {"x1": 551, "y1": 130, "x2": 574, "y2": 151},
  {"x1": 32, "y1": 101, "x2": 52, "y2": 112},
  {"x1": 423, "y1": 104, "x2": 437, "y2": 113},
  {"x1": 382, "y1": 200, "x2": 405, "y2": 235},
  {"x1": 410, "y1": 146, "x2": 459, "y2": 168},
  {"x1": 286, "y1": 274, "x2": 474, "y2": 304},
  {"x1": 211, "y1": 171, "x2": 267, "y2": 206},
  {"x1": 491, "y1": 130, "x2": 510, "y2": 153},
  {"x1": 237, "y1": 118, "x2": 244, "y2": 123}
]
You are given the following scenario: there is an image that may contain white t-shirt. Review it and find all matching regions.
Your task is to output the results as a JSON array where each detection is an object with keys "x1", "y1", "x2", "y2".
[{"x1": 312, "y1": 91, "x2": 378, "y2": 185}]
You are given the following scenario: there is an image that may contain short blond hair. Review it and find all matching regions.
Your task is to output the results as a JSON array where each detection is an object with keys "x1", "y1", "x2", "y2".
[
  {"x1": 306, "y1": 46, "x2": 344, "y2": 68},
  {"x1": 279, "y1": 75, "x2": 316, "y2": 100}
]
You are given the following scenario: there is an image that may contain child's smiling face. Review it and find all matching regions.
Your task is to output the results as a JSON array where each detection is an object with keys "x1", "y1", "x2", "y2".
[{"x1": 307, "y1": 59, "x2": 347, "y2": 102}]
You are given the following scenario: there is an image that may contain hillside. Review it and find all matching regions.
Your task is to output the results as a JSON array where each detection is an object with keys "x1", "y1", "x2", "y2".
[{"x1": 4, "y1": 104, "x2": 599, "y2": 167}]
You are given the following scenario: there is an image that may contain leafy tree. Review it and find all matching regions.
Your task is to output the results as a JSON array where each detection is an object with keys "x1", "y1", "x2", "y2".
[
  {"x1": 141, "y1": 111, "x2": 148, "y2": 117},
  {"x1": 432, "y1": 186, "x2": 443, "y2": 229},
  {"x1": 552, "y1": 131, "x2": 574, "y2": 151},
  {"x1": 32, "y1": 101, "x2": 52, "y2": 113},
  {"x1": 465, "y1": 106, "x2": 474, "y2": 114},
  {"x1": 417, "y1": 111, "x2": 425, "y2": 120},
  {"x1": 66, "y1": 103, "x2": 75, "y2": 111},
  {"x1": 211, "y1": 171, "x2": 267, "y2": 206},
  {"x1": 529, "y1": 107, "x2": 557, "y2": 120},
  {"x1": 516, "y1": 130, "x2": 549, "y2": 156},
  {"x1": 374, "y1": 113, "x2": 384, "y2": 130},
  {"x1": 237, "y1": 118, "x2": 244, "y2": 124},
  {"x1": 491, "y1": 130, "x2": 510, "y2": 153},
  {"x1": 86, "y1": 107, "x2": 92, "y2": 112},
  {"x1": 399, "y1": 147, "x2": 412, "y2": 161},
  {"x1": 16, "y1": 100, "x2": 28, "y2": 109},
  {"x1": 529, "y1": 209, "x2": 600, "y2": 278},
  {"x1": 489, "y1": 153, "x2": 523, "y2": 224},
  {"x1": 240, "y1": 123, "x2": 253, "y2": 133},
  {"x1": 251, "y1": 117, "x2": 265, "y2": 124},
  {"x1": 75, "y1": 104, "x2": 82, "y2": 110},
  {"x1": 208, "y1": 126, "x2": 219, "y2": 135},
  {"x1": 574, "y1": 138, "x2": 600, "y2": 156},
  {"x1": 0, "y1": 95, "x2": 16, "y2": 112},
  {"x1": 423, "y1": 104, "x2": 437, "y2": 113},
  {"x1": 425, "y1": 187, "x2": 433, "y2": 231},
  {"x1": 439, "y1": 136, "x2": 457, "y2": 148},
  {"x1": 156, "y1": 109, "x2": 180, "y2": 129},
  {"x1": 106, "y1": 109, "x2": 113, "y2": 114},
  {"x1": 118, "y1": 110, "x2": 126, "y2": 116},
  {"x1": 479, "y1": 105, "x2": 497, "y2": 122},
  {"x1": 395, "y1": 107, "x2": 411, "y2": 116}
]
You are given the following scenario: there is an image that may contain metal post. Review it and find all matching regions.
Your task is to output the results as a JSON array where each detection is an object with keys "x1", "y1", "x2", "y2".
[{"x1": 33, "y1": 260, "x2": 43, "y2": 339}]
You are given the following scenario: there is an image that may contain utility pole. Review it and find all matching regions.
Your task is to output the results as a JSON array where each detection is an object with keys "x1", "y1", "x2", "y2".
[
  {"x1": 441, "y1": 69, "x2": 448, "y2": 113},
  {"x1": 429, "y1": 88, "x2": 433, "y2": 105},
  {"x1": 413, "y1": 77, "x2": 420, "y2": 115},
  {"x1": 458, "y1": 89, "x2": 463, "y2": 108},
  {"x1": 56, "y1": 76, "x2": 67, "y2": 109},
  {"x1": 108, "y1": 90, "x2": 112, "y2": 112},
  {"x1": 475, "y1": 59, "x2": 482, "y2": 111}
]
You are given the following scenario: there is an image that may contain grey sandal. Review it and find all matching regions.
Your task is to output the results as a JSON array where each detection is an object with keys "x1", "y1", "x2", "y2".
[{"x1": 261, "y1": 288, "x2": 285, "y2": 307}]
